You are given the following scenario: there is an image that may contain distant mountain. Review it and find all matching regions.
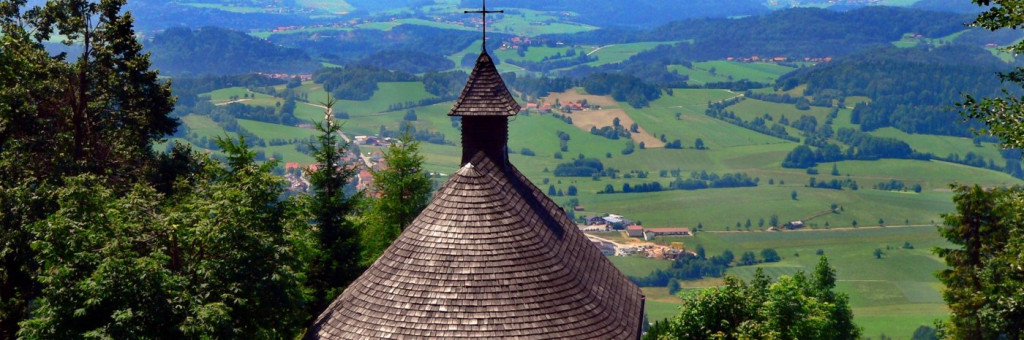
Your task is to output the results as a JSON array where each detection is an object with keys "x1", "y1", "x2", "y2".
[
  {"x1": 145, "y1": 27, "x2": 320, "y2": 77},
  {"x1": 912, "y1": 0, "x2": 987, "y2": 13},
  {"x1": 458, "y1": 0, "x2": 769, "y2": 27},
  {"x1": 124, "y1": 1, "x2": 319, "y2": 33}
]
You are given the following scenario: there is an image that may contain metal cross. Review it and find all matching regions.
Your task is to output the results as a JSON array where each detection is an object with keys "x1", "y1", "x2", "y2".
[{"x1": 464, "y1": 0, "x2": 502, "y2": 51}]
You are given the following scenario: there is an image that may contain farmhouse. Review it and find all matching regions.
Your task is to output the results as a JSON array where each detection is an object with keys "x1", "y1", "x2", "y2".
[
  {"x1": 626, "y1": 225, "x2": 645, "y2": 238},
  {"x1": 307, "y1": 25, "x2": 644, "y2": 339},
  {"x1": 582, "y1": 215, "x2": 606, "y2": 225},
  {"x1": 643, "y1": 227, "x2": 693, "y2": 240},
  {"x1": 785, "y1": 221, "x2": 805, "y2": 229}
]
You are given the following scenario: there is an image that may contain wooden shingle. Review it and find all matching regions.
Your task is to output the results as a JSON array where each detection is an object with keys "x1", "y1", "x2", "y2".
[
  {"x1": 308, "y1": 157, "x2": 644, "y2": 339},
  {"x1": 448, "y1": 51, "x2": 520, "y2": 117}
]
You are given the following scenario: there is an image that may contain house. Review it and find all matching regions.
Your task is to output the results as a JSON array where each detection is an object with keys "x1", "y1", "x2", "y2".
[
  {"x1": 626, "y1": 225, "x2": 644, "y2": 238},
  {"x1": 582, "y1": 215, "x2": 605, "y2": 225},
  {"x1": 784, "y1": 221, "x2": 805, "y2": 230},
  {"x1": 643, "y1": 227, "x2": 692, "y2": 240},
  {"x1": 284, "y1": 162, "x2": 302, "y2": 171},
  {"x1": 592, "y1": 241, "x2": 616, "y2": 256},
  {"x1": 573, "y1": 205, "x2": 585, "y2": 212},
  {"x1": 579, "y1": 224, "x2": 609, "y2": 232}
]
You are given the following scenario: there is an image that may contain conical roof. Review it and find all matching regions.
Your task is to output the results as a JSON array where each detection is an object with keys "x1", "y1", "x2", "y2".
[
  {"x1": 307, "y1": 154, "x2": 645, "y2": 339},
  {"x1": 449, "y1": 51, "x2": 521, "y2": 117}
]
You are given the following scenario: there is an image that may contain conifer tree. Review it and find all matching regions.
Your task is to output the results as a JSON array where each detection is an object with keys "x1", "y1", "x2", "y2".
[
  {"x1": 304, "y1": 96, "x2": 363, "y2": 321},
  {"x1": 360, "y1": 130, "x2": 432, "y2": 266}
]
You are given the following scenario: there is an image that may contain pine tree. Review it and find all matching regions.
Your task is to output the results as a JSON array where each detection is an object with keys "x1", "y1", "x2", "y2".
[
  {"x1": 360, "y1": 130, "x2": 432, "y2": 266},
  {"x1": 304, "y1": 96, "x2": 363, "y2": 323}
]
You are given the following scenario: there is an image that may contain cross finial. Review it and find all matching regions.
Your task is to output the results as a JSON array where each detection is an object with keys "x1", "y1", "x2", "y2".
[{"x1": 464, "y1": 0, "x2": 502, "y2": 51}]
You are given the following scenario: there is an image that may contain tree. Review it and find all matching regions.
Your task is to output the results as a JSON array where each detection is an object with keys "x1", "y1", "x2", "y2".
[
  {"x1": 935, "y1": 185, "x2": 1024, "y2": 339},
  {"x1": 874, "y1": 248, "x2": 884, "y2": 259},
  {"x1": 1, "y1": 1, "x2": 178, "y2": 336},
  {"x1": 360, "y1": 130, "x2": 432, "y2": 266},
  {"x1": 770, "y1": 214, "x2": 779, "y2": 227},
  {"x1": 761, "y1": 248, "x2": 781, "y2": 262},
  {"x1": 695, "y1": 138, "x2": 706, "y2": 150},
  {"x1": 304, "y1": 97, "x2": 363, "y2": 324},
  {"x1": 661, "y1": 259, "x2": 859, "y2": 339},
  {"x1": 791, "y1": 190, "x2": 798, "y2": 200},
  {"x1": 959, "y1": 1, "x2": 1024, "y2": 150},
  {"x1": 668, "y1": 278, "x2": 681, "y2": 296},
  {"x1": 740, "y1": 251, "x2": 758, "y2": 265},
  {"x1": 19, "y1": 138, "x2": 311, "y2": 339}
]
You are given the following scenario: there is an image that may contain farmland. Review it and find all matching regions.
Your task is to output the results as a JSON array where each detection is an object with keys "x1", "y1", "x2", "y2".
[
  {"x1": 171, "y1": 42, "x2": 1022, "y2": 338},
  {"x1": 624, "y1": 226, "x2": 952, "y2": 338}
]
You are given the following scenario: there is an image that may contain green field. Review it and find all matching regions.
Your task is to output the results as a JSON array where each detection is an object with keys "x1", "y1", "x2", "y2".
[
  {"x1": 609, "y1": 226, "x2": 953, "y2": 338},
  {"x1": 669, "y1": 61, "x2": 796, "y2": 85}
]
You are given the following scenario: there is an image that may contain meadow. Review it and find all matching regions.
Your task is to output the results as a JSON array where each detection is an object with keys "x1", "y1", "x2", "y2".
[{"x1": 612, "y1": 226, "x2": 953, "y2": 338}]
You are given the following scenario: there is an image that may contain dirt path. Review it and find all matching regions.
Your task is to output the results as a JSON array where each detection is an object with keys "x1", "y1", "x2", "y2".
[
  {"x1": 214, "y1": 98, "x2": 252, "y2": 106},
  {"x1": 587, "y1": 44, "x2": 615, "y2": 56}
]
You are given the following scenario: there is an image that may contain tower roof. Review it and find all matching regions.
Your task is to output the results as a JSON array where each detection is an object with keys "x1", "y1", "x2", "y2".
[
  {"x1": 307, "y1": 155, "x2": 645, "y2": 339},
  {"x1": 448, "y1": 51, "x2": 520, "y2": 117}
]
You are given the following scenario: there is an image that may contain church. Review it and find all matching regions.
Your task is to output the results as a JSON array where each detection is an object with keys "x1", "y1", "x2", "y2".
[{"x1": 306, "y1": 3, "x2": 645, "y2": 338}]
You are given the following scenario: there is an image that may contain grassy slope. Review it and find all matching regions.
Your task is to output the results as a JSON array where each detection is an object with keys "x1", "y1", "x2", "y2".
[{"x1": 621, "y1": 226, "x2": 951, "y2": 338}]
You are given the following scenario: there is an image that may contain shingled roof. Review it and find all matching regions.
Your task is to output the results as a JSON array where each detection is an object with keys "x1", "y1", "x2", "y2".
[
  {"x1": 448, "y1": 51, "x2": 520, "y2": 117},
  {"x1": 307, "y1": 155, "x2": 645, "y2": 339}
]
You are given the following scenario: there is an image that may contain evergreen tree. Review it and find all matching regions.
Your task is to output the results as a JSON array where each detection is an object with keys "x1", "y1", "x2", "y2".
[
  {"x1": 360, "y1": 130, "x2": 432, "y2": 266},
  {"x1": 935, "y1": 185, "x2": 1024, "y2": 339},
  {"x1": 304, "y1": 96, "x2": 363, "y2": 324}
]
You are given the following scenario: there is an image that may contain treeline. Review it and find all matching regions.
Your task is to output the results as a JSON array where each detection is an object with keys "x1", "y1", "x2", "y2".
[
  {"x1": 353, "y1": 50, "x2": 455, "y2": 74},
  {"x1": 601, "y1": 171, "x2": 758, "y2": 193},
  {"x1": 503, "y1": 72, "x2": 661, "y2": 108},
  {"x1": 464, "y1": 0, "x2": 767, "y2": 27},
  {"x1": 705, "y1": 100, "x2": 799, "y2": 142},
  {"x1": 544, "y1": 7, "x2": 968, "y2": 58},
  {"x1": 506, "y1": 52, "x2": 597, "y2": 72},
  {"x1": 778, "y1": 45, "x2": 1011, "y2": 137},
  {"x1": 631, "y1": 247, "x2": 782, "y2": 287},
  {"x1": 313, "y1": 65, "x2": 418, "y2": 100},
  {"x1": 269, "y1": 25, "x2": 486, "y2": 64},
  {"x1": 145, "y1": 27, "x2": 319, "y2": 77},
  {"x1": 553, "y1": 158, "x2": 605, "y2": 177},
  {"x1": 580, "y1": 73, "x2": 662, "y2": 108}
]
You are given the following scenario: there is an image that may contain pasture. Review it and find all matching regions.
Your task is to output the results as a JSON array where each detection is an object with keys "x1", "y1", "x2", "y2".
[{"x1": 609, "y1": 226, "x2": 952, "y2": 338}]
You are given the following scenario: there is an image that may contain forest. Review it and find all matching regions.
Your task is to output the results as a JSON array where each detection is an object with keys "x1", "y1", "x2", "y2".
[
  {"x1": 779, "y1": 45, "x2": 1013, "y2": 137},
  {"x1": 146, "y1": 27, "x2": 320, "y2": 77}
]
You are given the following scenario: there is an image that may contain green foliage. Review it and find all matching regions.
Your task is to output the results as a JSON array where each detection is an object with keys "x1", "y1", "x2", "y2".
[
  {"x1": 935, "y1": 185, "x2": 1024, "y2": 339},
  {"x1": 20, "y1": 138, "x2": 310, "y2": 339},
  {"x1": 1, "y1": 1, "x2": 177, "y2": 336},
  {"x1": 661, "y1": 258, "x2": 859, "y2": 339},
  {"x1": 303, "y1": 98, "x2": 363, "y2": 323},
  {"x1": 360, "y1": 132, "x2": 432, "y2": 266}
]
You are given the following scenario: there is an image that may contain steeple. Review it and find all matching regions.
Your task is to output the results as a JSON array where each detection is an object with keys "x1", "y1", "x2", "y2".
[{"x1": 449, "y1": 50, "x2": 520, "y2": 165}]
